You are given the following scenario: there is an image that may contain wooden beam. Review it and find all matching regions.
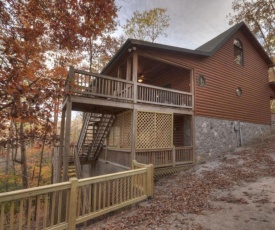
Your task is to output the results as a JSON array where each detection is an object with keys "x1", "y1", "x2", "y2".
[
  {"x1": 58, "y1": 109, "x2": 66, "y2": 183},
  {"x1": 126, "y1": 58, "x2": 131, "y2": 81},
  {"x1": 117, "y1": 67, "x2": 121, "y2": 79},
  {"x1": 63, "y1": 97, "x2": 72, "y2": 182},
  {"x1": 71, "y1": 96, "x2": 134, "y2": 110},
  {"x1": 132, "y1": 52, "x2": 138, "y2": 103},
  {"x1": 133, "y1": 104, "x2": 193, "y2": 115},
  {"x1": 190, "y1": 68, "x2": 195, "y2": 111},
  {"x1": 131, "y1": 109, "x2": 137, "y2": 162}
]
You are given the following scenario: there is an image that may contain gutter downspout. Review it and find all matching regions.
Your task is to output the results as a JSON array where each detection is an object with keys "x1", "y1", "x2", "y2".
[{"x1": 239, "y1": 121, "x2": 243, "y2": 146}]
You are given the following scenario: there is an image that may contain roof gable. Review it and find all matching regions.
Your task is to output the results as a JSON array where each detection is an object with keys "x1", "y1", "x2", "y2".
[
  {"x1": 102, "y1": 22, "x2": 273, "y2": 73},
  {"x1": 196, "y1": 22, "x2": 273, "y2": 67}
]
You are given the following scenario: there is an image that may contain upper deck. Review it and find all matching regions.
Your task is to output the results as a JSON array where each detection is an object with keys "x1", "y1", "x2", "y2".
[{"x1": 64, "y1": 67, "x2": 194, "y2": 115}]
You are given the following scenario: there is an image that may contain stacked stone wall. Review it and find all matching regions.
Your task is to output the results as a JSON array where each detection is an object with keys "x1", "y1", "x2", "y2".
[{"x1": 195, "y1": 116, "x2": 271, "y2": 162}]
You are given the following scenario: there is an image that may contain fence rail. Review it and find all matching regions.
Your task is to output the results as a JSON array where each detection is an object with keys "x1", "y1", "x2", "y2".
[
  {"x1": 0, "y1": 161, "x2": 153, "y2": 230},
  {"x1": 136, "y1": 146, "x2": 193, "y2": 168}
]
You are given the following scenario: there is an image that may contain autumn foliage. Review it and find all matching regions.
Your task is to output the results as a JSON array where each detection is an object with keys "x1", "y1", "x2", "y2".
[{"x1": 0, "y1": 0, "x2": 118, "y2": 189}]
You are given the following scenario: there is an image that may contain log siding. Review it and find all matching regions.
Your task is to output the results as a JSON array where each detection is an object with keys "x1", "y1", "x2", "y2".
[{"x1": 138, "y1": 30, "x2": 270, "y2": 125}]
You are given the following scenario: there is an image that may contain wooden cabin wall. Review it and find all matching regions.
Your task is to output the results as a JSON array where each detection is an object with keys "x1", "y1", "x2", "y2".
[
  {"x1": 146, "y1": 67, "x2": 190, "y2": 92},
  {"x1": 139, "y1": 30, "x2": 271, "y2": 125}
]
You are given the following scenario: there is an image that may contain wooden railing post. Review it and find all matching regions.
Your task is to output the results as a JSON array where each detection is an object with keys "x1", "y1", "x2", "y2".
[
  {"x1": 65, "y1": 66, "x2": 74, "y2": 93},
  {"x1": 172, "y1": 146, "x2": 176, "y2": 167},
  {"x1": 132, "y1": 52, "x2": 138, "y2": 103},
  {"x1": 146, "y1": 164, "x2": 154, "y2": 198},
  {"x1": 68, "y1": 178, "x2": 78, "y2": 230}
]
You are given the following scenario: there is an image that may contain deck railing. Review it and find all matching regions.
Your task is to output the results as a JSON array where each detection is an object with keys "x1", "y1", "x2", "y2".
[
  {"x1": 0, "y1": 161, "x2": 153, "y2": 230},
  {"x1": 65, "y1": 68, "x2": 193, "y2": 109},
  {"x1": 136, "y1": 146, "x2": 193, "y2": 168},
  {"x1": 137, "y1": 83, "x2": 193, "y2": 108},
  {"x1": 66, "y1": 69, "x2": 134, "y2": 101}
]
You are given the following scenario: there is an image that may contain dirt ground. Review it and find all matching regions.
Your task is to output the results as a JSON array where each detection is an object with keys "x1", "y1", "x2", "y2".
[{"x1": 86, "y1": 135, "x2": 275, "y2": 230}]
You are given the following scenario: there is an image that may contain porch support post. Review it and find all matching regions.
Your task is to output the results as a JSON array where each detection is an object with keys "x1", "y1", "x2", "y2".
[
  {"x1": 62, "y1": 97, "x2": 72, "y2": 182},
  {"x1": 190, "y1": 69, "x2": 195, "y2": 164},
  {"x1": 131, "y1": 109, "x2": 137, "y2": 162},
  {"x1": 117, "y1": 66, "x2": 121, "y2": 79},
  {"x1": 57, "y1": 108, "x2": 66, "y2": 183},
  {"x1": 190, "y1": 69, "x2": 195, "y2": 109},
  {"x1": 126, "y1": 58, "x2": 131, "y2": 81},
  {"x1": 132, "y1": 51, "x2": 138, "y2": 103}
]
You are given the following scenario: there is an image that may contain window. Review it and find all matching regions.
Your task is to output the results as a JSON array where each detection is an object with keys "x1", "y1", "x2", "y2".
[
  {"x1": 236, "y1": 87, "x2": 243, "y2": 97},
  {"x1": 197, "y1": 74, "x2": 206, "y2": 87},
  {"x1": 234, "y1": 39, "x2": 243, "y2": 66}
]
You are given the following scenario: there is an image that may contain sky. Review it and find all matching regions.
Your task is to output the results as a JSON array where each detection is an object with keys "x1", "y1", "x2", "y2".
[{"x1": 115, "y1": 0, "x2": 234, "y2": 49}]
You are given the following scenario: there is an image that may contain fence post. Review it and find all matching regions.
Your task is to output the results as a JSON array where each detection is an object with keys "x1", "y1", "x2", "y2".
[
  {"x1": 146, "y1": 164, "x2": 154, "y2": 199},
  {"x1": 68, "y1": 177, "x2": 78, "y2": 230}
]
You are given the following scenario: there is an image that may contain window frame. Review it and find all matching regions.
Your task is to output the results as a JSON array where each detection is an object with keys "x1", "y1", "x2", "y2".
[{"x1": 233, "y1": 39, "x2": 244, "y2": 66}]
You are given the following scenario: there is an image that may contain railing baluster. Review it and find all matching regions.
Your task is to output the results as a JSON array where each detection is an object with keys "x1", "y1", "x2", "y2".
[
  {"x1": 102, "y1": 182, "x2": 106, "y2": 209},
  {"x1": 18, "y1": 200, "x2": 23, "y2": 230},
  {"x1": 57, "y1": 191, "x2": 62, "y2": 224},
  {"x1": 35, "y1": 195, "x2": 40, "y2": 230},
  {"x1": 98, "y1": 183, "x2": 102, "y2": 209},
  {"x1": 120, "y1": 179, "x2": 123, "y2": 203},
  {"x1": 27, "y1": 198, "x2": 32, "y2": 230},
  {"x1": 1, "y1": 203, "x2": 4, "y2": 230},
  {"x1": 93, "y1": 183, "x2": 97, "y2": 212},
  {"x1": 9, "y1": 201, "x2": 14, "y2": 230},
  {"x1": 43, "y1": 194, "x2": 48, "y2": 229},
  {"x1": 50, "y1": 192, "x2": 56, "y2": 227},
  {"x1": 116, "y1": 180, "x2": 119, "y2": 204}
]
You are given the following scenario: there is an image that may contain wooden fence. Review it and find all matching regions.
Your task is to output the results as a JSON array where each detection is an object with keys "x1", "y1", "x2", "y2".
[
  {"x1": 136, "y1": 146, "x2": 193, "y2": 168},
  {"x1": 0, "y1": 161, "x2": 153, "y2": 230}
]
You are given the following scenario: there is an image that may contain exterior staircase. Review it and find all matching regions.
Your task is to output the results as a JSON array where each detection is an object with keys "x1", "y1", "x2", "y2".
[{"x1": 69, "y1": 113, "x2": 115, "y2": 178}]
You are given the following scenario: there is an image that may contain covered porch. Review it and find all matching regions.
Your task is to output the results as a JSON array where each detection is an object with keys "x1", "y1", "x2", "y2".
[{"x1": 60, "y1": 47, "x2": 195, "y2": 179}]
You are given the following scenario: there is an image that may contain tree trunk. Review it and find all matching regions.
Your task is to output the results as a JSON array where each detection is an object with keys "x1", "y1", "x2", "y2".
[{"x1": 20, "y1": 123, "x2": 28, "y2": 189}]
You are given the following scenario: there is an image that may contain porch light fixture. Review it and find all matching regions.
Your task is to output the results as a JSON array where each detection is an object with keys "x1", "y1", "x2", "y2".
[{"x1": 138, "y1": 74, "x2": 144, "y2": 83}]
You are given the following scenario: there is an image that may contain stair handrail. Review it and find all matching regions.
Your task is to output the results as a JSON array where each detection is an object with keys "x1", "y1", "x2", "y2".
[
  {"x1": 76, "y1": 112, "x2": 91, "y2": 155},
  {"x1": 87, "y1": 114, "x2": 115, "y2": 160}
]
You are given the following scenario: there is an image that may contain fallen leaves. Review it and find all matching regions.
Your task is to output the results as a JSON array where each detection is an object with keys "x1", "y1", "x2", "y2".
[{"x1": 87, "y1": 135, "x2": 275, "y2": 229}]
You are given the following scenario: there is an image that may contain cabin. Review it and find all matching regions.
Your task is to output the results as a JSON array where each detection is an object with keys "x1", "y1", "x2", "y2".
[{"x1": 56, "y1": 22, "x2": 274, "y2": 181}]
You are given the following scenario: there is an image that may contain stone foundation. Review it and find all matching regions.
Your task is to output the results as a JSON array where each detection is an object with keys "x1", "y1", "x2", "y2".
[{"x1": 195, "y1": 116, "x2": 271, "y2": 162}]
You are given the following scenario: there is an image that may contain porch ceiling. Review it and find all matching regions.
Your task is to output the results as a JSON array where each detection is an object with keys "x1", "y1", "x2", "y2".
[
  {"x1": 270, "y1": 81, "x2": 275, "y2": 93},
  {"x1": 137, "y1": 56, "x2": 189, "y2": 83}
]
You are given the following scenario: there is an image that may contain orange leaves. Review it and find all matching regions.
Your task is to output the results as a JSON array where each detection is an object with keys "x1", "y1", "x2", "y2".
[{"x1": 123, "y1": 8, "x2": 170, "y2": 42}]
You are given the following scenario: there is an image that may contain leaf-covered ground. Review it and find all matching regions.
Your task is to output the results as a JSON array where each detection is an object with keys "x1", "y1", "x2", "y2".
[{"x1": 86, "y1": 135, "x2": 275, "y2": 230}]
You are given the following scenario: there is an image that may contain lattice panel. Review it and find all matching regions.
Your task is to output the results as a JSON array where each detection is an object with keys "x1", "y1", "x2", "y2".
[
  {"x1": 136, "y1": 111, "x2": 173, "y2": 149},
  {"x1": 120, "y1": 111, "x2": 132, "y2": 149},
  {"x1": 155, "y1": 113, "x2": 173, "y2": 148},
  {"x1": 107, "y1": 111, "x2": 132, "y2": 149},
  {"x1": 137, "y1": 112, "x2": 156, "y2": 149}
]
